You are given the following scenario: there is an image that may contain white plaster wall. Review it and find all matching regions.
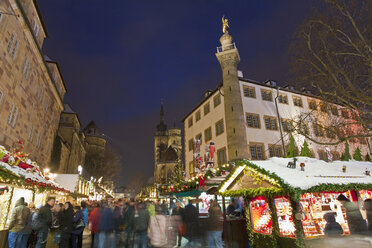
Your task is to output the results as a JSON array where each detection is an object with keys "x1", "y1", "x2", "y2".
[{"x1": 184, "y1": 91, "x2": 228, "y2": 178}]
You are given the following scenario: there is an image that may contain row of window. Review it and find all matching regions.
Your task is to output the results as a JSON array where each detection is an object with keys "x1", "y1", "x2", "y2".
[
  {"x1": 188, "y1": 94, "x2": 221, "y2": 128},
  {"x1": 242, "y1": 85, "x2": 350, "y2": 117},
  {"x1": 188, "y1": 119, "x2": 224, "y2": 151}
]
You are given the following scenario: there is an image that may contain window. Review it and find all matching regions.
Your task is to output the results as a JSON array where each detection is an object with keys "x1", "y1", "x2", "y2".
[
  {"x1": 341, "y1": 109, "x2": 349, "y2": 119},
  {"x1": 28, "y1": 124, "x2": 34, "y2": 142},
  {"x1": 195, "y1": 110, "x2": 201, "y2": 122},
  {"x1": 188, "y1": 117, "x2": 193, "y2": 127},
  {"x1": 358, "y1": 138, "x2": 367, "y2": 145},
  {"x1": 22, "y1": 57, "x2": 31, "y2": 79},
  {"x1": 0, "y1": 12, "x2": 3, "y2": 23},
  {"x1": 7, "y1": 33, "x2": 15, "y2": 54},
  {"x1": 281, "y1": 119, "x2": 292, "y2": 132},
  {"x1": 250, "y1": 143, "x2": 264, "y2": 160},
  {"x1": 33, "y1": 20, "x2": 40, "y2": 36},
  {"x1": 269, "y1": 145, "x2": 283, "y2": 157},
  {"x1": 330, "y1": 106, "x2": 338, "y2": 116},
  {"x1": 313, "y1": 124, "x2": 324, "y2": 137},
  {"x1": 36, "y1": 131, "x2": 42, "y2": 148},
  {"x1": 204, "y1": 102, "x2": 210, "y2": 115},
  {"x1": 243, "y1": 86, "x2": 256, "y2": 98},
  {"x1": 7, "y1": 103, "x2": 18, "y2": 128},
  {"x1": 215, "y1": 119, "x2": 224, "y2": 136},
  {"x1": 213, "y1": 94, "x2": 221, "y2": 107},
  {"x1": 320, "y1": 103, "x2": 328, "y2": 113},
  {"x1": 204, "y1": 127, "x2": 212, "y2": 143},
  {"x1": 246, "y1": 113, "x2": 260, "y2": 128},
  {"x1": 278, "y1": 94, "x2": 288, "y2": 104},
  {"x1": 261, "y1": 89, "x2": 272, "y2": 101},
  {"x1": 325, "y1": 127, "x2": 336, "y2": 139},
  {"x1": 0, "y1": 90, "x2": 3, "y2": 106},
  {"x1": 293, "y1": 96, "x2": 303, "y2": 107},
  {"x1": 188, "y1": 139, "x2": 193, "y2": 151},
  {"x1": 318, "y1": 150, "x2": 327, "y2": 161},
  {"x1": 308, "y1": 100, "x2": 317, "y2": 110},
  {"x1": 300, "y1": 123, "x2": 309, "y2": 135},
  {"x1": 217, "y1": 147, "x2": 227, "y2": 165},
  {"x1": 264, "y1": 116, "x2": 278, "y2": 130}
]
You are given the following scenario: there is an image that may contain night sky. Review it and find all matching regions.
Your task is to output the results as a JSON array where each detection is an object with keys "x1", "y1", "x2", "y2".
[{"x1": 38, "y1": 0, "x2": 318, "y2": 185}]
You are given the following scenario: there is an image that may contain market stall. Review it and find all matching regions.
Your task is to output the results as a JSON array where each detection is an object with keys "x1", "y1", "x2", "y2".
[
  {"x1": 218, "y1": 157, "x2": 372, "y2": 248},
  {"x1": 0, "y1": 144, "x2": 70, "y2": 246}
]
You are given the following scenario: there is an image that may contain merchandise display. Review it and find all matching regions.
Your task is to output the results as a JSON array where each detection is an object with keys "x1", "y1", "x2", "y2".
[
  {"x1": 250, "y1": 197, "x2": 272, "y2": 234},
  {"x1": 274, "y1": 197, "x2": 296, "y2": 237},
  {"x1": 299, "y1": 192, "x2": 350, "y2": 238},
  {"x1": 359, "y1": 190, "x2": 372, "y2": 201}
]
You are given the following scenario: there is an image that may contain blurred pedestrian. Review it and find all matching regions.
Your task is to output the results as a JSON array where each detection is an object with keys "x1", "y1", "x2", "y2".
[
  {"x1": 59, "y1": 202, "x2": 73, "y2": 248},
  {"x1": 36, "y1": 197, "x2": 55, "y2": 248},
  {"x1": 148, "y1": 205, "x2": 168, "y2": 248},
  {"x1": 8, "y1": 197, "x2": 30, "y2": 248},
  {"x1": 337, "y1": 194, "x2": 368, "y2": 235},
  {"x1": 78, "y1": 201, "x2": 89, "y2": 248},
  {"x1": 183, "y1": 200, "x2": 199, "y2": 243},
  {"x1": 323, "y1": 212, "x2": 343, "y2": 237},
  {"x1": 90, "y1": 202, "x2": 103, "y2": 248},
  {"x1": 207, "y1": 201, "x2": 223, "y2": 248},
  {"x1": 123, "y1": 198, "x2": 135, "y2": 248},
  {"x1": 113, "y1": 199, "x2": 124, "y2": 245},
  {"x1": 22, "y1": 202, "x2": 36, "y2": 247},
  {"x1": 170, "y1": 201, "x2": 184, "y2": 247},
  {"x1": 364, "y1": 199, "x2": 372, "y2": 234},
  {"x1": 98, "y1": 201, "x2": 115, "y2": 248},
  {"x1": 71, "y1": 206, "x2": 85, "y2": 248},
  {"x1": 134, "y1": 201, "x2": 150, "y2": 248}
]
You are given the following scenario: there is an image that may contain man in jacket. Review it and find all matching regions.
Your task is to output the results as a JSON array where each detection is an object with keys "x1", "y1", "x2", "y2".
[
  {"x1": 8, "y1": 197, "x2": 30, "y2": 248},
  {"x1": 35, "y1": 197, "x2": 55, "y2": 248},
  {"x1": 78, "y1": 201, "x2": 89, "y2": 248},
  {"x1": 134, "y1": 202, "x2": 150, "y2": 248},
  {"x1": 123, "y1": 198, "x2": 135, "y2": 248}
]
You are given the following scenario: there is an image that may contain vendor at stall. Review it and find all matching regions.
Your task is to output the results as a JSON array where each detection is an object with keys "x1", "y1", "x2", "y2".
[{"x1": 337, "y1": 194, "x2": 368, "y2": 235}]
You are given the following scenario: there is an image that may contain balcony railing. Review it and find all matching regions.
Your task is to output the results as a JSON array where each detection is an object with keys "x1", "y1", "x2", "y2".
[{"x1": 216, "y1": 42, "x2": 236, "y2": 53}]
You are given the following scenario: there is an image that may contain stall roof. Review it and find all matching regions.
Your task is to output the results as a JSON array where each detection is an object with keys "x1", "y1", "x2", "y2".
[
  {"x1": 219, "y1": 157, "x2": 372, "y2": 196},
  {"x1": 174, "y1": 189, "x2": 203, "y2": 198},
  {"x1": 54, "y1": 174, "x2": 79, "y2": 192}
]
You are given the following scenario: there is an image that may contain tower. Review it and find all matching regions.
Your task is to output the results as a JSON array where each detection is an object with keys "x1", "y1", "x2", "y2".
[
  {"x1": 215, "y1": 17, "x2": 249, "y2": 160},
  {"x1": 154, "y1": 101, "x2": 168, "y2": 164}
]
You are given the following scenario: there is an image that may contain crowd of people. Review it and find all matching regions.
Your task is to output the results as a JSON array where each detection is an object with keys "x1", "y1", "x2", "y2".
[{"x1": 7, "y1": 197, "x2": 224, "y2": 248}]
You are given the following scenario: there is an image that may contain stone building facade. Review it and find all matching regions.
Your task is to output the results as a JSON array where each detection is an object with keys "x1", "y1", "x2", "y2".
[
  {"x1": 83, "y1": 121, "x2": 106, "y2": 156},
  {"x1": 57, "y1": 104, "x2": 86, "y2": 174},
  {"x1": 183, "y1": 26, "x2": 371, "y2": 178},
  {"x1": 0, "y1": 0, "x2": 66, "y2": 167},
  {"x1": 154, "y1": 103, "x2": 182, "y2": 184}
]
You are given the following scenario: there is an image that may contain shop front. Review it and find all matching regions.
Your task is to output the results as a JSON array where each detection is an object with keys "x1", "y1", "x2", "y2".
[{"x1": 219, "y1": 157, "x2": 372, "y2": 248}]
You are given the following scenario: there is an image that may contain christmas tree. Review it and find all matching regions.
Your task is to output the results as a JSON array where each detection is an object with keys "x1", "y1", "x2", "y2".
[
  {"x1": 366, "y1": 154, "x2": 371, "y2": 161},
  {"x1": 341, "y1": 140, "x2": 351, "y2": 161},
  {"x1": 286, "y1": 133, "x2": 298, "y2": 158},
  {"x1": 352, "y1": 147, "x2": 362, "y2": 161},
  {"x1": 171, "y1": 159, "x2": 184, "y2": 185},
  {"x1": 300, "y1": 140, "x2": 312, "y2": 157}
]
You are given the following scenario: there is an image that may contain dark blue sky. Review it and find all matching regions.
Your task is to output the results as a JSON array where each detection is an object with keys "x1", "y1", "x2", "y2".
[{"x1": 38, "y1": 0, "x2": 317, "y2": 185}]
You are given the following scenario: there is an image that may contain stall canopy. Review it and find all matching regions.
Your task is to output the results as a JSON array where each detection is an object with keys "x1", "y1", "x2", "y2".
[
  {"x1": 174, "y1": 189, "x2": 203, "y2": 198},
  {"x1": 219, "y1": 157, "x2": 372, "y2": 197},
  {"x1": 54, "y1": 174, "x2": 80, "y2": 192}
]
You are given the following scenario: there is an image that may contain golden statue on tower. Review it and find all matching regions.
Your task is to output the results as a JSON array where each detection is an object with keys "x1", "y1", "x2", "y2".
[{"x1": 222, "y1": 16, "x2": 229, "y2": 34}]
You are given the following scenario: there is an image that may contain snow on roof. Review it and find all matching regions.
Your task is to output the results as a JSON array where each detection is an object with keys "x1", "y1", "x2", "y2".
[
  {"x1": 251, "y1": 157, "x2": 372, "y2": 190},
  {"x1": 54, "y1": 174, "x2": 79, "y2": 192}
]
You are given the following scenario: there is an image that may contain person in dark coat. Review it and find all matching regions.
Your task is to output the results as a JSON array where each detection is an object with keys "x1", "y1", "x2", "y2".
[
  {"x1": 226, "y1": 200, "x2": 236, "y2": 216},
  {"x1": 337, "y1": 194, "x2": 368, "y2": 235},
  {"x1": 71, "y1": 206, "x2": 85, "y2": 248},
  {"x1": 98, "y1": 202, "x2": 115, "y2": 248},
  {"x1": 207, "y1": 201, "x2": 223, "y2": 248},
  {"x1": 59, "y1": 202, "x2": 73, "y2": 248},
  {"x1": 36, "y1": 197, "x2": 55, "y2": 248},
  {"x1": 134, "y1": 202, "x2": 150, "y2": 248},
  {"x1": 324, "y1": 212, "x2": 343, "y2": 237},
  {"x1": 183, "y1": 200, "x2": 199, "y2": 243},
  {"x1": 364, "y1": 199, "x2": 372, "y2": 234},
  {"x1": 123, "y1": 199, "x2": 135, "y2": 248}
]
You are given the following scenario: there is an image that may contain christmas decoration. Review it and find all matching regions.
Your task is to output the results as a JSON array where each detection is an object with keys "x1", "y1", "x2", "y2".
[
  {"x1": 286, "y1": 158, "x2": 297, "y2": 169},
  {"x1": 299, "y1": 141, "x2": 311, "y2": 157},
  {"x1": 341, "y1": 140, "x2": 351, "y2": 161},
  {"x1": 342, "y1": 165, "x2": 347, "y2": 173},
  {"x1": 300, "y1": 163, "x2": 305, "y2": 171},
  {"x1": 325, "y1": 147, "x2": 333, "y2": 162},
  {"x1": 365, "y1": 168, "x2": 370, "y2": 176},
  {"x1": 286, "y1": 133, "x2": 297, "y2": 158},
  {"x1": 353, "y1": 147, "x2": 362, "y2": 161}
]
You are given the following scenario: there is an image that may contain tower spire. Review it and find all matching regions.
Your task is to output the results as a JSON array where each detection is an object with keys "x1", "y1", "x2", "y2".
[{"x1": 156, "y1": 99, "x2": 167, "y2": 132}]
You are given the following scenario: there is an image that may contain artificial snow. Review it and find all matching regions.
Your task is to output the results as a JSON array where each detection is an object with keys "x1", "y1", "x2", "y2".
[
  {"x1": 54, "y1": 174, "x2": 79, "y2": 192},
  {"x1": 250, "y1": 157, "x2": 372, "y2": 190}
]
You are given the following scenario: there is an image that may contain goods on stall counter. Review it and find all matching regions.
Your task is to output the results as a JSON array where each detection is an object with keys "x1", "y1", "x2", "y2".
[
  {"x1": 287, "y1": 158, "x2": 297, "y2": 169},
  {"x1": 274, "y1": 197, "x2": 296, "y2": 237},
  {"x1": 300, "y1": 163, "x2": 305, "y2": 171}
]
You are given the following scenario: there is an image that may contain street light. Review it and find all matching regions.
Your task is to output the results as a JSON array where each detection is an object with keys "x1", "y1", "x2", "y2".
[{"x1": 77, "y1": 165, "x2": 83, "y2": 175}]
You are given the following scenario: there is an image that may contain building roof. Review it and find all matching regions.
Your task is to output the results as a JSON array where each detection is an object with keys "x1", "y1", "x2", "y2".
[
  {"x1": 33, "y1": 0, "x2": 49, "y2": 37},
  {"x1": 83, "y1": 121, "x2": 105, "y2": 138},
  {"x1": 63, "y1": 104, "x2": 76, "y2": 114}
]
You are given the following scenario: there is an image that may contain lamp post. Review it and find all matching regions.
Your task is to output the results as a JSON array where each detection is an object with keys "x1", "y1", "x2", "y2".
[{"x1": 78, "y1": 165, "x2": 83, "y2": 175}]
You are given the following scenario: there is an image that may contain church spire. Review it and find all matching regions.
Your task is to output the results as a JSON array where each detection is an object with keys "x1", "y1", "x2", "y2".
[{"x1": 156, "y1": 99, "x2": 167, "y2": 132}]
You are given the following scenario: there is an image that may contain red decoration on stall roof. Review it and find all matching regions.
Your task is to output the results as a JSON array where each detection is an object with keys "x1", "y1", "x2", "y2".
[
  {"x1": 251, "y1": 196, "x2": 267, "y2": 201},
  {"x1": 198, "y1": 175, "x2": 206, "y2": 187}
]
